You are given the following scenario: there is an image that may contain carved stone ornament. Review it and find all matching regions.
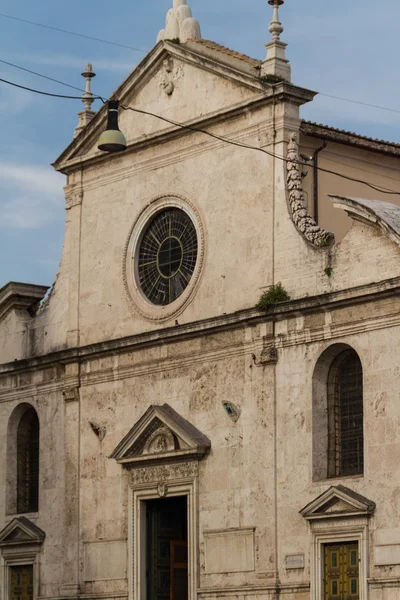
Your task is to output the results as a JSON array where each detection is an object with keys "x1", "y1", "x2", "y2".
[
  {"x1": 157, "y1": 483, "x2": 169, "y2": 498},
  {"x1": 156, "y1": 59, "x2": 184, "y2": 96},
  {"x1": 287, "y1": 133, "x2": 334, "y2": 248},
  {"x1": 109, "y1": 404, "x2": 211, "y2": 467},
  {"x1": 89, "y1": 421, "x2": 106, "y2": 441},
  {"x1": 222, "y1": 401, "x2": 241, "y2": 422},
  {"x1": 130, "y1": 462, "x2": 198, "y2": 485},
  {"x1": 252, "y1": 345, "x2": 278, "y2": 367},
  {"x1": 143, "y1": 426, "x2": 176, "y2": 454},
  {"x1": 62, "y1": 387, "x2": 80, "y2": 403}
]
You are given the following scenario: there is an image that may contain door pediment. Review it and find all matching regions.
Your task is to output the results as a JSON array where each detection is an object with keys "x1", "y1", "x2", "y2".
[
  {"x1": 300, "y1": 485, "x2": 376, "y2": 521},
  {"x1": 110, "y1": 403, "x2": 210, "y2": 466},
  {"x1": 0, "y1": 517, "x2": 45, "y2": 547}
]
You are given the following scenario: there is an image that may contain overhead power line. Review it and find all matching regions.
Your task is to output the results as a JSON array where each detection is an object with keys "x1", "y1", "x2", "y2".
[
  {"x1": 0, "y1": 77, "x2": 104, "y2": 100},
  {"x1": 0, "y1": 59, "x2": 88, "y2": 94},
  {"x1": 319, "y1": 92, "x2": 400, "y2": 115},
  {"x1": 0, "y1": 12, "x2": 147, "y2": 53},
  {"x1": 1, "y1": 12, "x2": 400, "y2": 118},
  {"x1": 120, "y1": 105, "x2": 400, "y2": 195},
  {"x1": 0, "y1": 75, "x2": 398, "y2": 196}
]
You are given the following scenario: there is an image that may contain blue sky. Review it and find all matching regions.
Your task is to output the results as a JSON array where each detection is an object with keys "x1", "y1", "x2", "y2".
[{"x1": 1, "y1": 0, "x2": 400, "y2": 287}]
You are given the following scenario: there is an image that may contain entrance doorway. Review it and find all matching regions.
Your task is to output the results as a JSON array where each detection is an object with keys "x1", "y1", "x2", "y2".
[
  {"x1": 146, "y1": 496, "x2": 188, "y2": 600},
  {"x1": 324, "y1": 542, "x2": 359, "y2": 600},
  {"x1": 9, "y1": 565, "x2": 33, "y2": 600}
]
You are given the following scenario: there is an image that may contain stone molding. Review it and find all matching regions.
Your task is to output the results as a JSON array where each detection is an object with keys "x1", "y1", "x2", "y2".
[
  {"x1": 0, "y1": 517, "x2": 45, "y2": 547},
  {"x1": 301, "y1": 486, "x2": 373, "y2": 600},
  {"x1": 330, "y1": 195, "x2": 400, "y2": 249},
  {"x1": 129, "y1": 461, "x2": 198, "y2": 486},
  {"x1": 1, "y1": 277, "x2": 400, "y2": 380},
  {"x1": 78, "y1": 118, "x2": 271, "y2": 193},
  {"x1": 53, "y1": 38, "x2": 315, "y2": 174},
  {"x1": 287, "y1": 132, "x2": 334, "y2": 248},
  {"x1": 300, "y1": 485, "x2": 376, "y2": 521},
  {"x1": 62, "y1": 387, "x2": 80, "y2": 403},
  {"x1": 110, "y1": 403, "x2": 210, "y2": 466},
  {"x1": 123, "y1": 193, "x2": 205, "y2": 323},
  {"x1": 0, "y1": 282, "x2": 49, "y2": 323},
  {"x1": 64, "y1": 185, "x2": 83, "y2": 210}
]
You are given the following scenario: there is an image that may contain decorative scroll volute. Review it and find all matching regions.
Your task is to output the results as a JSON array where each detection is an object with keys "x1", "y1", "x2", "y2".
[{"x1": 287, "y1": 133, "x2": 334, "y2": 248}]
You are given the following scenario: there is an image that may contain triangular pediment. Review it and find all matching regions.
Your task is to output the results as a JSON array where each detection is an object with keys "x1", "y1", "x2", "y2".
[
  {"x1": 300, "y1": 486, "x2": 376, "y2": 521},
  {"x1": 110, "y1": 403, "x2": 211, "y2": 465},
  {"x1": 0, "y1": 517, "x2": 45, "y2": 547},
  {"x1": 53, "y1": 39, "x2": 267, "y2": 172}
]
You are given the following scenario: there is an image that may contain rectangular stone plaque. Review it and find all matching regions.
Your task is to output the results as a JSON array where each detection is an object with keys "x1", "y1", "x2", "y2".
[
  {"x1": 285, "y1": 554, "x2": 305, "y2": 569},
  {"x1": 204, "y1": 528, "x2": 255, "y2": 574},
  {"x1": 375, "y1": 544, "x2": 400, "y2": 566},
  {"x1": 84, "y1": 540, "x2": 127, "y2": 581}
]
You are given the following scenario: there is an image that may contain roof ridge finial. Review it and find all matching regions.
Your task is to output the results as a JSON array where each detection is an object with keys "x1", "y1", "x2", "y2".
[
  {"x1": 269, "y1": 0, "x2": 284, "y2": 41},
  {"x1": 156, "y1": 0, "x2": 201, "y2": 44},
  {"x1": 74, "y1": 63, "x2": 96, "y2": 139},
  {"x1": 261, "y1": 0, "x2": 291, "y2": 82}
]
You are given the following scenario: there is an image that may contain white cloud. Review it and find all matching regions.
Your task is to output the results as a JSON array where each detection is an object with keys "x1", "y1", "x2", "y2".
[{"x1": 0, "y1": 163, "x2": 64, "y2": 229}]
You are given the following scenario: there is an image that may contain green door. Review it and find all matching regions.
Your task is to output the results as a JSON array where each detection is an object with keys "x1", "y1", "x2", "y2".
[
  {"x1": 10, "y1": 566, "x2": 33, "y2": 600},
  {"x1": 324, "y1": 542, "x2": 359, "y2": 600}
]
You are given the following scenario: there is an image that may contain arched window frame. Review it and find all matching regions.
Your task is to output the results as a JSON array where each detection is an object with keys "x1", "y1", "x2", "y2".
[
  {"x1": 312, "y1": 344, "x2": 364, "y2": 481},
  {"x1": 327, "y1": 350, "x2": 364, "y2": 478},
  {"x1": 6, "y1": 404, "x2": 40, "y2": 515}
]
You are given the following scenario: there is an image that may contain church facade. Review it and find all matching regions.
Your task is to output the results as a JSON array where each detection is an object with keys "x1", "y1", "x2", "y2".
[{"x1": 1, "y1": 2, "x2": 400, "y2": 600}]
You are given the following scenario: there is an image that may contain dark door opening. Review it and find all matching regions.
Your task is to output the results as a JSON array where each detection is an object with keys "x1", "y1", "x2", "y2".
[{"x1": 146, "y1": 496, "x2": 188, "y2": 600}]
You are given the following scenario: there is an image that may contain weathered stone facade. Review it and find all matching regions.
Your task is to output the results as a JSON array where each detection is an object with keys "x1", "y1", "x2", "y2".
[{"x1": 1, "y1": 5, "x2": 400, "y2": 600}]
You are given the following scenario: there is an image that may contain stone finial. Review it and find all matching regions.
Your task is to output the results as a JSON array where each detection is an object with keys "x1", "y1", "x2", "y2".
[
  {"x1": 74, "y1": 63, "x2": 96, "y2": 139},
  {"x1": 261, "y1": 0, "x2": 291, "y2": 82},
  {"x1": 157, "y1": 0, "x2": 201, "y2": 44}
]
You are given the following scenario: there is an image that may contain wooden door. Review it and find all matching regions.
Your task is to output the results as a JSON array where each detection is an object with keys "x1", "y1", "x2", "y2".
[
  {"x1": 170, "y1": 540, "x2": 188, "y2": 600},
  {"x1": 146, "y1": 497, "x2": 187, "y2": 600},
  {"x1": 324, "y1": 542, "x2": 359, "y2": 600},
  {"x1": 10, "y1": 566, "x2": 33, "y2": 600}
]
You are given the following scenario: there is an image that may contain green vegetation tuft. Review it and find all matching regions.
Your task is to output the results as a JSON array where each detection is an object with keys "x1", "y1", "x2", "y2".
[
  {"x1": 260, "y1": 74, "x2": 284, "y2": 85},
  {"x1": 256, "y1": 283, "x2": 291, "y2": 311}
]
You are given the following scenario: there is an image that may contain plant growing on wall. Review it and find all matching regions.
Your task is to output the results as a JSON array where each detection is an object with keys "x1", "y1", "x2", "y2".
[{"x1": 256, "y1": 283, "x2": 290, "y2": 311}]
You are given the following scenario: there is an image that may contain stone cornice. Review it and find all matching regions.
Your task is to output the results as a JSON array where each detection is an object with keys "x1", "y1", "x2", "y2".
[
  {"x1": 0, "y1": 282, "x2": 49, "y2": 322},
  {"x1": 0, "y1": 277, "x2": 400, "y2": 376},
  {"x1": 54, "y1": 87, "x2": 314, "y2": 176},
  {"x1": 53, "y1": 40, "x2": 316, "y2": 175}
]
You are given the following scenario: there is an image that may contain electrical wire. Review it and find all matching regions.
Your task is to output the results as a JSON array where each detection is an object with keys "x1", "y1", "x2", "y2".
[
  {"x1": 2, "y1": 12, "x2": 400, "y2": 118},
  {"x1": 0, "y1": 74, "x2": 398, "y2": 195},
  {"x1": 319, "y1": 93, "x2": 400, "y2": 115},
  {"x1": 0, "y1": 58, "x2": 88, "y2": 94},
  {"x1": 0, "y1": 12, "x2": 147, "y2": 53},
  {"x1": 120, "y1": 105, "x2": 400, "y2": 195},
  {"x1": 0, "y1": 77, "x2": 104, "y2": 101}
]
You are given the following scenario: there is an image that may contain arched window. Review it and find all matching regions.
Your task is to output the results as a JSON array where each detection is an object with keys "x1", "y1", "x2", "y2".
[
  {"x1": 17, "y1": 408, "x2": 39, "y2": 513},
  {"x1": 313, "y1": 345, "x2": 364, "y2": 481},
  {"x1": 328, "y1": 350, "x2": 363, "y2": 477}
]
